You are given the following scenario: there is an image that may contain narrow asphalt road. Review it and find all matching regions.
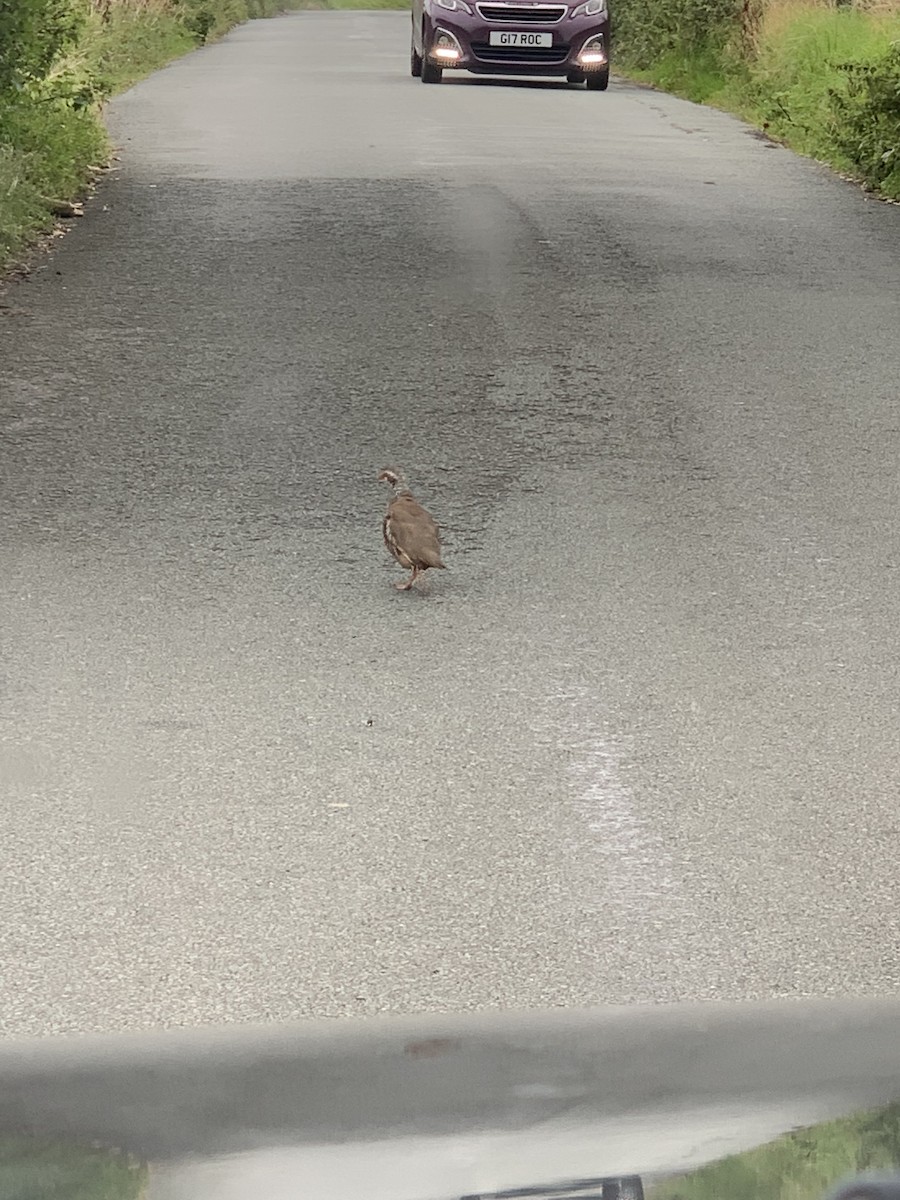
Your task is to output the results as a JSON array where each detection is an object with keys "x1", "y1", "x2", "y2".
[{"x1": 2, "y1": 12, "x2": 900, "y2": 1037}]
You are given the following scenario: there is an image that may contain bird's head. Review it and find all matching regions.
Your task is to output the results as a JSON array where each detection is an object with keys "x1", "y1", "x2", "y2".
[{"x1": 378, "y1": 467, "x2": 409, "y2": 494}]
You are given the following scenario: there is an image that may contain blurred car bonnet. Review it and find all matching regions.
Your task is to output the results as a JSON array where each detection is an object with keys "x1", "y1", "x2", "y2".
[{"x1": 2, "y1": 997, "x2": 900, "y2": 1200}]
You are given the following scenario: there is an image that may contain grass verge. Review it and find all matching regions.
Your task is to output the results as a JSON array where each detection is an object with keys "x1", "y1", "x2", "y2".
[
  {"x1": 613, "y1": 0, "x2": 900, "y2": 201},
  {"x1": 647, "y1": 1102, "x2": 900, "y2": 1200},
  {"x1": 0, "y1": 0, "x2": 315, "y2": 276},
  {"x1": 0, "y1": 1135, "x2": 148, "y2": 1200},
  {"x1": 743, "y1": 5, "x2": 900, "y2": 195}
]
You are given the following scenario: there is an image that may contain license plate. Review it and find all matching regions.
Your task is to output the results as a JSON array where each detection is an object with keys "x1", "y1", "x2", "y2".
[{"x1": 488, "y1": 30, "x2": 553, "y2": 46}]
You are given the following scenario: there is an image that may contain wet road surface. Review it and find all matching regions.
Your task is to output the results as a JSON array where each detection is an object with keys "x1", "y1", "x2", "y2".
[{"x1": 2, "y1": 12, "x2": 900, "y2": 1035}]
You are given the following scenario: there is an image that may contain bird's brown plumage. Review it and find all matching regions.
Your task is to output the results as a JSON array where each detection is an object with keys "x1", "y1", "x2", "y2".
[{"x1": 378, "y1": 467, "x2": 446, "y2": 590}]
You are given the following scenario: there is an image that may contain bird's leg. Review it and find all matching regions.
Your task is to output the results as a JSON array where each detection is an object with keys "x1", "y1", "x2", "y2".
[{"x1": 394, "y1": 567, "x2": 420, "y2": 591}]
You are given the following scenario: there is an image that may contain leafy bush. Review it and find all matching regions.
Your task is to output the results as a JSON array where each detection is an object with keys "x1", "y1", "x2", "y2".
[
  {"x1": 0, "y1": 0, "x2": 314, "y2": 269},
  {"x1": 176, "y1": 0, "x2": 246, "y2": 40},
  {"x1": 614, "y1": 0, "x2": 900, "y2": 203},
  {"x1": 741, "y1": 7, "x2": 897, "y2": 155},
  {"x1": 81, "y1": 5, "x2": 195, "y2": 95},
  {"x1": 176, "y1": 0, "x2": 296, "y2": 42},
  {"x1": 612, "y1": 0, "x2": 743, "y2": 72},
  {"x1": 0, "y1": 144, "x2": 44, "y2": 261},
  {"x1": 0, "y1": 92, "x2": 107, "y2": 197},
  {"x1": 0, "y1": 0, "x2": 87, "y2": 94},
  {"x1": 828, "y1": 39, "x2": 900, "y2": 196}
]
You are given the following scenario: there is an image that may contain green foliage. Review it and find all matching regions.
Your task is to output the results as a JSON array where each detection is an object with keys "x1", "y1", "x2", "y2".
[
  {"x1": 612, "y1": 0, "x2": 742, "y2": 71},
  {"x1": 176, "y1": 0, "x2": 247, "y2": 41},
  {"x1": 827, "y1": 40, "x2": 900, "y2": 197},
  {"x1": 0, "y1": 84, "x2": 107, "y2": 261},
  {"x1": 621, "y1": 45, "x2": 731, "y2": 101},
  {"x1": 81, "y1": 6, "x2": 195, "y2": 95},
  {"x1": 741, "y1": 8, "x2": 900, "y2": 196},
  {"x1": 176, "y1": 0, "x2": 308, "y2": 41},
  {"x1": 0, "y1": 143, "x2": 45, "y2": 261},
  {"x1": 0, "y1": 0, "x2": 87, "y2": 93},
  {"x1": 0, "y1": 0, "x2": 316, "y2": 271},
  {"x1": 614, "y1": 0, "x2": 900, "y2": 203},
  {"x1": 649, "y1": 1102, "x2": 900, "y2": 1200},
  {"x1": 0, "y1": 1135, "x2": 147, "y2": 1200},
  {"x1": 741, "y1": 8, "x2": 897, "y2": 154},
  {"x1": 0, "y1": 90, "x2": 107, "y2": 195}
]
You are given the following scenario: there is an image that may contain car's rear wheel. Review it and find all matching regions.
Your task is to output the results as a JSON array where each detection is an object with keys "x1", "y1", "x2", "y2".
[
  {"x1": 585, "y1": 65, "x2": 610, "y2": 90},
  {"x1": 566, "y1": 69, "x2": 584, "y2": 84},
  {"x1": 421, "y1": 54, "x2": 443, "y2": 83},
  {"x1": 410, "y1": 27, "x2": 423, "y2": 76}
]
